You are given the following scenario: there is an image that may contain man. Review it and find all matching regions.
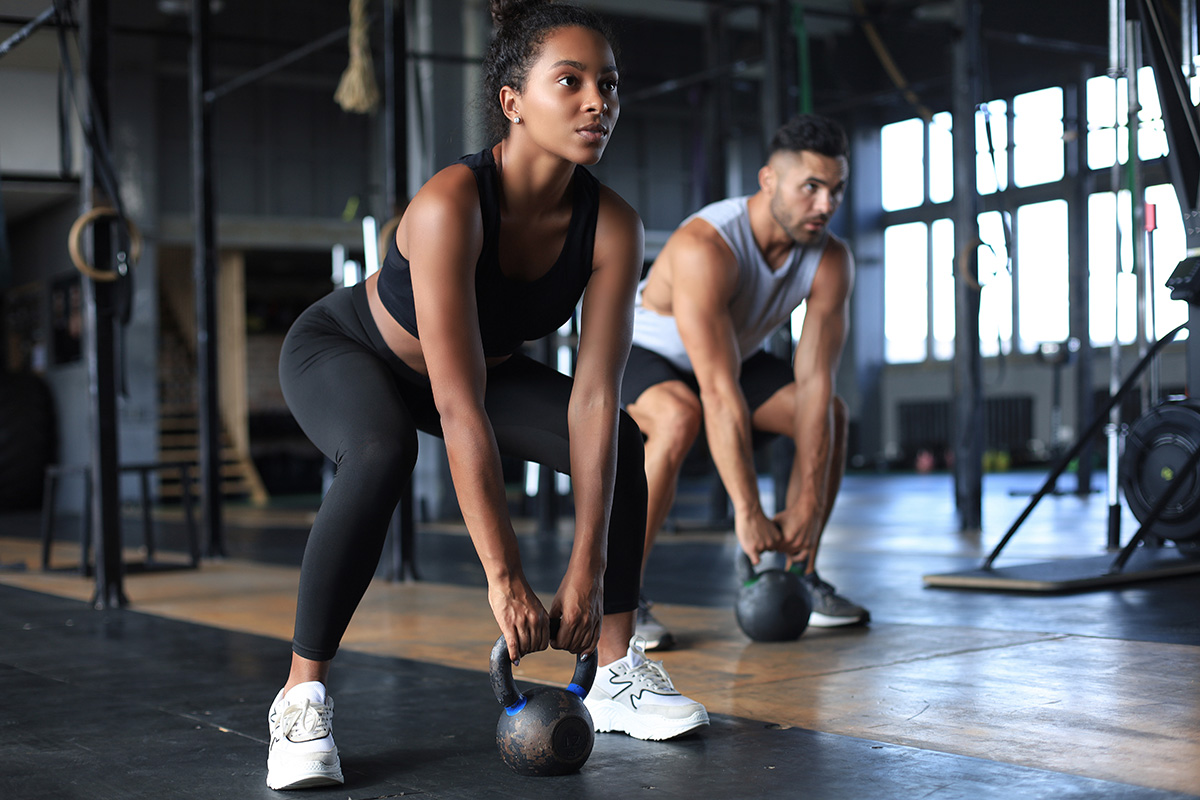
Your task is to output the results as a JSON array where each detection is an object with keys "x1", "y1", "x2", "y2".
[{"x1": 622, "y1": 114, "x2": 867, "y2": 649}]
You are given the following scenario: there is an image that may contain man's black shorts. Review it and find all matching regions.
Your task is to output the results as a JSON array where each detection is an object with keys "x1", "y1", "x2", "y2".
[{"x1": 621, "y1": 345, "x2": 794, "y2": 411}]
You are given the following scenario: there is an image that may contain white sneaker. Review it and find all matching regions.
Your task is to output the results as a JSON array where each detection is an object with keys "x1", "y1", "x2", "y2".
[
  {"x1": 584, "y1": 636, "x2": 709, "y2": 741},
  {"x1": 266, "y1": 681, "x2": 345, "y2": 790}
]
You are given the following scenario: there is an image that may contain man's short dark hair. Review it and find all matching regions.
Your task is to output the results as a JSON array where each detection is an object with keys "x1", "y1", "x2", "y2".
[{"x1": 768, "y1": 114, "x2": 849, "y2": 160}]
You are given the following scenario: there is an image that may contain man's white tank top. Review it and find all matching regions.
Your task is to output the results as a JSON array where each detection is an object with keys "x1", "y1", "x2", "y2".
[{"x1": 631, "y1": 195, "x2": 828, "y2": 372}]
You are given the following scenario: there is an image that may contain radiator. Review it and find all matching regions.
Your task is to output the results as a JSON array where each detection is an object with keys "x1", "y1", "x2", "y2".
[{"x1": 898, "y1": 396, "x2": 1033, "y2": 460}]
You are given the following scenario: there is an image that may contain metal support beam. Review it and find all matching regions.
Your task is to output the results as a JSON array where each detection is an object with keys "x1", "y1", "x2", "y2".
[
  {"x1": 760, "y1": 0, "x2": 801, "y2": 133},
  {"x1": 1067, "y1": 70, "x2": 1096, "y2": 497},
  {"x1": 80, "y1": 0, "x2": 126, "y2": 609},
  {"x1": 190, "y1": 0, "x2": 224, "y2": 557},
  {"x1": 700, "y1": 5, "x2": 729, "y2": 207},
  {"x1": 951, "y1": 0, "x2": 984, "y2": 531},
  {"x1": 0, "y1": 5, "x2": 55, "y2": 59},
  {"x1": 384, "y1": 0, "x2": 408, "y2": 215}
]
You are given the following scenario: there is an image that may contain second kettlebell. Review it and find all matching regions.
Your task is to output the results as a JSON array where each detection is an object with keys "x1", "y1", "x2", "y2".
[{"x1": 734, "y1": 551, "x2": 812, "y2": 642}]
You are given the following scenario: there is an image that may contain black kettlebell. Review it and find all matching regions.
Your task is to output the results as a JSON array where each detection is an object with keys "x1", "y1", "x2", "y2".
[
  {"x1": 734, "y1": 552, "x2": 812, "y2": 642},
  {"x1": 489, "y1": 622, "x2": 598, "y2": 777}
]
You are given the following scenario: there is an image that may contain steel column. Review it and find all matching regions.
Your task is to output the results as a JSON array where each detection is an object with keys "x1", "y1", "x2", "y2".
[
  {"x1": 79, "y1": 0, "x2": 126, "y2": 608},
  {"x1": 190, "y1": 0, "x2": 224, "y2": 556},
  {"x1": 384, "y1": 0, "x2": 408, "y2": 215},
  {"x1": 1067, "y1": 70, "x2": 1096, "y2": 497},
  {"x1": 951, "y1": 0, "x2": 984, "y2": 531}
]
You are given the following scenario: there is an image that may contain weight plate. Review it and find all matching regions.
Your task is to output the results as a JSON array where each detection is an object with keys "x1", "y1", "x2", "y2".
[{"x1": 1120, "y1": 399, "x2": 1200, "y2": 542}]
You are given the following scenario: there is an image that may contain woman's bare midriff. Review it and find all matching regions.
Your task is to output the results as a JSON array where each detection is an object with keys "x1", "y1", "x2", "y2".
[{"x1": 364, "y1": 272, "x2": 511, "y2": 375}]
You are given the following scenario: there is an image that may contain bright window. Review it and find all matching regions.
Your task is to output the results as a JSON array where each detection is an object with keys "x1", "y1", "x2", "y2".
[
  {"x1": 1086, "y1": 68, "x2": 1170, "y2": 170},
  {"x1": 1088, "y1": 190, "x2": 1136, "y2": 345},
  {"x1": 884, "y1": 222, "x2": 929, "y2": 363},
  {"x1": 881, "y1": 118, "x2": 925, "y2": 211},
  {"x1": 926, "y1": 217, "x2": 955, "y2": 357},
  {"x1": 1013, "y1": 88, "x2": 1065, "y2": 187},
  {"x1": 1016, "y1": 199, "x2": 1070, "y2": 349},
  {"x1": 929, "y1": 112, "x2": 954, "y2": 203},
  {"x1": 1145, "y1": 183, "x2": 1191, "y2": 340},
  {"x1": 975, "y1": 100, "x2": 1008, "y2": 195},
  {"x1": 931, "y1": 218, "x2": 956, "y2": 360},
  {"x1": 977, "y1": 211, "x2": 1012, "y2": 356}
]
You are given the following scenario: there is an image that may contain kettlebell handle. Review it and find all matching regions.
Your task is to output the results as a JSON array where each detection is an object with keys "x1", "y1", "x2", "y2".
[
  {"x1": 736, "y1": 551, "x2": 805, "y2": 583},
  {"x1": 489, "y1": 620, "x2": 598, "y2": 711}
]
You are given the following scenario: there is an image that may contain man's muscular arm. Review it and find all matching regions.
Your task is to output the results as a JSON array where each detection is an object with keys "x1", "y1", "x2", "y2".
[
  {"x1": 672, "y1": 224, "x2": 784, "y2": 563},
  {"x1": 775, "y1": 239, "x2": 854, "y2": 563}
]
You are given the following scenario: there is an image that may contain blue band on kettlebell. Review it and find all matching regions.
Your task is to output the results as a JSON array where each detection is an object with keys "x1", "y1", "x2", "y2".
[
  {"x1": 504, "y1": 695, "x2": 528, "y2": 716},
  {"x1": 567, "y1": 682, "x2": 587, "y2": 698}
]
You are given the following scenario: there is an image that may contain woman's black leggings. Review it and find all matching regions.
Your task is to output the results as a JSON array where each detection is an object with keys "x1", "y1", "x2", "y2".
[{"x1": 278, "y1": 284, "x2": 647, "y2": 661}]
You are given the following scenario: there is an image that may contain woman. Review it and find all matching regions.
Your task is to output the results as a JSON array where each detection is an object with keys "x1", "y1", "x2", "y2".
[{"x1": 267, "y1": 0, "x2": 708, "y2": 789}]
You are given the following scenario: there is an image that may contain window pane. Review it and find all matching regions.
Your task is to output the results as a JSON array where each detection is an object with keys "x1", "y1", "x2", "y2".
[
  {"x1": 885, "y1": 222, "x2": 929, "y2": 363},
  {"x1": 1087, "y1": 75, "x2": 1118, "y2": 170},
  {"x1": 1016, "y1": 199, "x2": 1070, "y2": 349},
  {"x1": 929, "y1": 112, "x2": 954, "y2": 203},
  {"x1": 1088, "y1": 190, "x2": 1137, "y2": 345},
  {"x1": 1137, "y1": 67, "x2": 1169, "y2": 161},
  {"x1": 978, "y1": 211, "x2": 1012, "y2": 356},
  {"x1": 1013, "y1": 87, "x2": 1064, "y2": 187},
  {"x1": 1086, "y1": 69, "x2": 1169, "y2": 168},
  {"x1": 931, "y1": 218, "x2": 955, "y2": 360},
  {"x1": 1145, "y1": 183, "x2": 1190, "y2": 340},
  {"x1": 882, "y1": 118, "x2": 925, "y2": 211},
  {"x1": 976, "y1": 100, "x2": 1008, "y2": 195}
]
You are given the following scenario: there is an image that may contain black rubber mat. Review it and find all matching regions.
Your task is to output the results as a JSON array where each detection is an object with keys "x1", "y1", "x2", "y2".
[{"x1": 3, "y1": 584, "x2": 1195, "y2": 800}]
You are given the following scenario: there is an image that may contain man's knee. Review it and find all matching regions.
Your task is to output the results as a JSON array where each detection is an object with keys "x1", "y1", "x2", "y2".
[{"x1": 630, "y1": 384, "x2": 703, "y2": 458}]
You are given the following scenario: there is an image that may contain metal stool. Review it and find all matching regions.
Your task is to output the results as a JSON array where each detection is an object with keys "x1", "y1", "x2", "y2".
[{"x1": 41, "y1": 462, "x2": 200, "y2": 573}]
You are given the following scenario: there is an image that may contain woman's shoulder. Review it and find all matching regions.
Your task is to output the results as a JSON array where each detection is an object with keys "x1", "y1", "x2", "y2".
[
  {"x1": 594, "y1": 181, "x2": 641, "y2": 231},
  {"x1": 592, "y1": 182, "x2": 644, "y2": 266},
  {"x1": 407, "y1": 161, "x2": 482, "y2": 221}
]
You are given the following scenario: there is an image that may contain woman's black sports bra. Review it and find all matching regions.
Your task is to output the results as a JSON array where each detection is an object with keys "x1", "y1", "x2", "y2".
[{"x1": 376, "y1": 147, "x2": 600, "y2": 358}]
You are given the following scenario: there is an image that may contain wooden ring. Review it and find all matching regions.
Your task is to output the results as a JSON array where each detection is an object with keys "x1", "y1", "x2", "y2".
[{"x1": 68, "y1": 206, "x2": 142, "y2": 282}]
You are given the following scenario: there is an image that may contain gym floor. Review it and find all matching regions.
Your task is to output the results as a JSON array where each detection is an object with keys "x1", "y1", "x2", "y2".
[{"x1": 2, "y1": 470, "x2": 1199, "y2": 799}]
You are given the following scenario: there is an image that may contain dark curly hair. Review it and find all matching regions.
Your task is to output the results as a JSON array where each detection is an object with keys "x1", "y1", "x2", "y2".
[
  {"x1": 483, "y1": 0, "x2": 618, "y2": 144},
  {"x1": 768, "y1": 114, "x2": 850, "y2": 160}
]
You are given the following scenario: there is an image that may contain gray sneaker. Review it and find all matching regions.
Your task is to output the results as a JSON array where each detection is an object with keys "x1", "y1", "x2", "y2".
[
  {"x1": 802, "y1": 571, "x2": 870, "y2": 627},
  {"x1": 635, "y1": 594, "x2": 676, "y2": 651}
]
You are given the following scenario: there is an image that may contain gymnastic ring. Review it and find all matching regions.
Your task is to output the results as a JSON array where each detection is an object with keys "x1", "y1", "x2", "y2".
[
  {"x1": 68, "y1": 206, "x2": 142, "y2": 282},
  {"x1": 377, "y1": 213, "x2": 403, "y2": 266}
]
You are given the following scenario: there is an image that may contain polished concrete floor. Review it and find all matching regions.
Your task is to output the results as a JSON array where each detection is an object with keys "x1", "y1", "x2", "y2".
[{"x1": 2, "y1": 470, "x2": 1199, "y2": 799}]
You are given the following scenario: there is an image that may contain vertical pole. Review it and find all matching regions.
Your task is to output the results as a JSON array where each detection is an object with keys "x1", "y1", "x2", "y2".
[
  {"x1": 384, "y1": 0, "x2": 408, "y2": 215},
  {"x1": 702, "y1": 5, "x2": 729, "y2": 206},
  {"x1": 1106, "y1": 0, "x2": 1127, "y2": 550},
  {"x1": 760, "y1": 1, "x2": 792, "y2": 143},
  {"x1": 190, "y1": 0, "x2": 224, "y2": 557},
  {"x1": 1182, "y1": 0, "x2": 1196, "y2": 79},
  {"x1": 952, "y1": 0, "x2": 983, "y2": 531},
  {"x1": 382, "y1": 1, "x2": 419, "y2": 580},
  {"x1": 1068, "y1": 69, "x2": 1095, "y2": 497},
  {"x1": 1146, "y1": 201, "x2": 1159, "y2": 400},
  {"x1": 80, "y1": 0, "x2": 126, "y2": 609},
  {"x1": 1128, "y1": 20, "x2": 1149, "y2": 415}
]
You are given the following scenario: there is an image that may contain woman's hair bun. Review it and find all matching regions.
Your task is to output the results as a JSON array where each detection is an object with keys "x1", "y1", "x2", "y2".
[{"x1": 489, "y1": 0, "x2": 550, "y2": 29}]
